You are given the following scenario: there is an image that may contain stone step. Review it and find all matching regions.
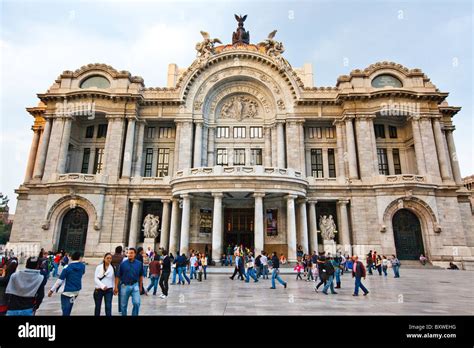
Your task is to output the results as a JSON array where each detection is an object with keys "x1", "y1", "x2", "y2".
[{"x1": 394, "y1": 260, "x2": 442, "y2": 269}]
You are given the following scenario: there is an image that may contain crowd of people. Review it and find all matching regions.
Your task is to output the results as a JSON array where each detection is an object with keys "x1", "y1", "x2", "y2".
[{"x1": 0, "y1": 243, "x2": 462, "y2": 317}]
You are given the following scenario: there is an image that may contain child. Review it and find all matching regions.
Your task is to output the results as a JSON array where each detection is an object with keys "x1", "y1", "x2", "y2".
[
  {"x1": 311, "y1": 262, "x2": 319, "y2": 281},
  {"x1": 294, "y1": 262, "x2": 303, "y2": 280}
]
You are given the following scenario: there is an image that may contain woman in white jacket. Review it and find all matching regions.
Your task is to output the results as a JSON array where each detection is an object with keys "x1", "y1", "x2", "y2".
[{"x1": 94, "y1": 253, "x2": 115, "y2": 316}]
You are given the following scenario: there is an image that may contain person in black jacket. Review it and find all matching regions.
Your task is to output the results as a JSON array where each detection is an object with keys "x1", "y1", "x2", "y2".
[
  {"x1": 159, "y1": 250, "x2": 171, "y2": 298},
  {"x1": 321, "y1": 257, "x2": 338, "y2": 295},
  {"x1": 314, "y1": 252, "x2": 327, "y2": 292},
  {"x1": 270, "y1": 252, "x2": 287, "y2": 289},
  {"x1": 229, "y1": 252, "x2": 245, "y2": 280}
]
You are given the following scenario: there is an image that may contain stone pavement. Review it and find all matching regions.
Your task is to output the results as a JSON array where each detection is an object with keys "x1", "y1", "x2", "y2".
[{"x1": 35, "y1": 266, "x2": 474, "y2": 316}]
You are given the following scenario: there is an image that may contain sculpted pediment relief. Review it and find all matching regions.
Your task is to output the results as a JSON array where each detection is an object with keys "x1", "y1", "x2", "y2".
[{"x1": 218, "y1": 95, "x2": 259, "y2": 121}]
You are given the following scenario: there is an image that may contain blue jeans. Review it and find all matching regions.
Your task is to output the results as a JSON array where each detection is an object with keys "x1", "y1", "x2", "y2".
[
  {"x1": 393, "y1": 265, "x2": 400, "y2": 278},
  {"x1": 383, "y1": 266, "x2": 388, "y2": 276},
  {"x1": 245, "y1": 267, "x2": 258, "y2": 282},
  {"x1": 93, "y1": 288, "x2": 113, "y2": 316},
  {"x1": 147, "y1": 275, "x2": 160, "y2": 294},
  {"x1": 226, "y1": 255, "x2": 232, "y2": 266},
  {"x1": 61, "y1": 294, "x2": 77, "y2": 316},
  {"x1": 143, "y1": 265, "x2": 149, "y2": 278},
  {"x1": 120, "y1": 283, "x2": 140, "y2": 316},
  {"x1": 203, "y1": 266, "x2": 207, "y2": 280},
  {"x1": 52, "y1": 262, "x2": 59, "y2": 277},
  {"x1": 335, "y1": 267, "x2": 341, "y2": 284},
  {"x1": 262, "y1": 265, "x2": 269, "y2": 279},
  {"x1": 354, "y1": 276, "x2": 369, "y2": 295},
  {"x1": 178, "y1": 266, "x2": 190, "y2": 284},
  {"x1": 271, "y1": 269, "x2": 286, "y2": 288},
  {"x1": 322, "y1": 274, "x2": 337, "y2": 294},
  {"x1": 190, "y1": 266, "x2": 197, "y2": 279},
  {"x1": 171, "y1": 267, "x2": 178, "y2": 284},
  {"x1": 7, "y1": 308, "x2": 34, "y2": 316}
]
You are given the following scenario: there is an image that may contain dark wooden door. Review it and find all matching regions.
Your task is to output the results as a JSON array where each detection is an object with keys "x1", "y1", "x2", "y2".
[
  {"x1": 392, "y1": 209, "x2": 424, "y2": 260},
  {"x1": 58, "y1": 207, "x2": 89, "y2": 254}
]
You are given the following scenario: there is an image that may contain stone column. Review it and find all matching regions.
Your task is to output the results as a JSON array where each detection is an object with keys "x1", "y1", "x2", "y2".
[
  {"x1": 121, "y1": 118, "x2": 136, "y2": 178},
  {"x1": 297, "y1": 198, "x2": 309, "y2": 254},
  {"x1": 285, "y1": 194, "x2": 297, "y2": 262},
  {"x1": 104, "y1": 117, "x2": 126, "y2": 181},
  {"x1": 160, "y1": 199, "x2": 171, "y2": 250},
  {"x1": 207, "y1": 126, "x2": 215, "y2": 167},
  {"x1": 308, "y1": 200, "x2": 319, "y2": 253},
  {"x1": 337, "y1": 200, "x2": 351, "y2": 255},
  {"x1": 432, "y1": 118, "x2": 452, "y2": 181},
  {"x1": 173, "y1": 122, "x2": 181, "y2": 173},
  {"x1": 179, "y1": 194, "x2": 191, "y2": 255},
  {"x1": 344, "y1": 117, "x2": 358, "y2": 179},
  {"x1": 277, "y1": 121, "x2": 285, "y2": 168},
  {"x1": 264, "y1": 126, "x2": 272, "y2": 167},
  {"x1": 178, "y1": 121, "x2": 193, "y2": 170},
  {"x1": 193, "y1": 121, "x2": 203, "y2": 167},
  {"x1": 254, "y1": 193, "x2": 265, "y2": 255},
  {"x1": 33, "y1": 118, "x2": 52, "y2": 179},
  {"x1": 211, "y1": 192, "x2": 224, "y2": 263},
  {"x1": 355, "y1": 116, "x2": 378, "y2": 178},
  {"x1": 128, "y1": 199, "x2": 142, "y2": 248},
  {"x1": 411, "y1": 117, "x2": 426, "y2": 175},
  {"x1": 168, "y1": 198, "x2": 180, "y2": 254},
  {"x1": 420, "y1": 117, "x2": 441, "y2": 180},
  {"x1": 133, "y1": 121, "x2": 145, "y2": 177},
  {"x1": 24, "y1": 127, "x2": 41, "y2": 182},
  {"x1": 56, "y1": 117, "x2": 72, "y2": 174},
  {"x1": 335, "y1": 121, "x2": 347, "y2": 182},
  {"x1": 445, "y1": 127, "x2": 463, "y2": 185}
]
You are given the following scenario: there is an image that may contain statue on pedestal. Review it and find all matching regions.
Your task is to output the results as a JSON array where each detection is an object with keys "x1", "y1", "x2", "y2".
[
  {"x1": 232, "y1": 14, "x2": 250, "y2": 44},
  {"x1": 143, "y1": 214, "x2": 160, "y2": 239},
  {"x1": 319, "y1": 215, "x2": 337, "y2": 241}
]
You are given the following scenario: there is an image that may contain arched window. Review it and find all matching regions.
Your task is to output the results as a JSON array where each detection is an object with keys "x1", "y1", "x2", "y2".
[
  {"x1": 80, "y1": 75, "x2": 111, "y2": 89},
  {"x1": 371, "y1": 74, "x2": 403, "y2": 88}
]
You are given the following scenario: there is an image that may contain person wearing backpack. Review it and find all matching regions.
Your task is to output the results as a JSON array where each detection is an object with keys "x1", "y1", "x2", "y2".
[{"x1": 321, "y1": 256, "x2": 338, "y2": 295}]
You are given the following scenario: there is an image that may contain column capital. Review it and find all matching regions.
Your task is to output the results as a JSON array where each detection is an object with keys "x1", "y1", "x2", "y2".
[
  {"x1": 307, "y1": 199, "x2": 318, "y2": 205},
  {"x1": 443, "y1": 125, "x2": 455, "y2": 132},
  {"x1": 194, "y1": 120, "x2": 204, "y2": 125},
  {"x1": 253, "y1": 192, "x2": 266, "y2": 198},
  {"x1": 296, "y1": 197, "x2": 307, "y2": 204},
  {"x1": 212, "y1": 192, "x2": 224, "y2": 198},
  {"x1": 130, "y1": 198, "x2": 142, "y2": 204},
  {"x1": 337, "y1": 199, "x2": 350, "y2": 206},
  {"x1": 161, "y1": 199, "x2": 171, "y2": 204},
  {"x1": 181, "y1": 193, "x2": 192, "y2": 199},
  {"x1": 285, "y1": 194, "x2": 298, "y2": 201}
]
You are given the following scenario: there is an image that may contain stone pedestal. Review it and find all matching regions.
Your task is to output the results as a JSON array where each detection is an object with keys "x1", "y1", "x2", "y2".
[
  {"x1": 323, "y1": 239, "x2": 337, "y2": 256},
  {"x1": 143, "y1": 238, "x2": 156, "y2": 253}
]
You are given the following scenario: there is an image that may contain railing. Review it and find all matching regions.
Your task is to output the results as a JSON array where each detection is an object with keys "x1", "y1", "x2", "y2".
[
  {"x1": 56, "y1": 173, "x2": 107, "y2": 184},
  {"x1": 174, "y1": 166, "x2": 303, "y2": 179}
]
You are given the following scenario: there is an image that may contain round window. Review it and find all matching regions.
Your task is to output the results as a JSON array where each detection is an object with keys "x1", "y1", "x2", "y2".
[
  {"x1": 371, "y1": 74, "x2": 402, "y2": 88},
  {"x1": 80, "y1": 75, "x2": 110, "y2": 89}
]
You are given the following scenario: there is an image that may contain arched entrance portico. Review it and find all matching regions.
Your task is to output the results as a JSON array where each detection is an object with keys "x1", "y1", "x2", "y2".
[
  {"x1": 392, "y1": 209, "x2": 424, "y2": 260},
  {"x1": 58, "y1": 207, "x2": 89, "y2": 254}
]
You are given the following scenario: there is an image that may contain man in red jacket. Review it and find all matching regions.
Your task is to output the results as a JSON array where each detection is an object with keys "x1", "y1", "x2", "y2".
[{"x1": 352, "y1": 256, "x2": 369, "y2": 296}]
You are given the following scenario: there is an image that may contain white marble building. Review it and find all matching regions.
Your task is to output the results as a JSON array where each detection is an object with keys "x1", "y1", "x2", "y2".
[{"x1": 8, "y1": 22, "x2": 474, "y2": 268}]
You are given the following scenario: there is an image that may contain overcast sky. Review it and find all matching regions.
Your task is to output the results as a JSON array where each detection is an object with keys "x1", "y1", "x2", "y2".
[{"x1": 1, "y1": 0, "x2": 472, "y2": 212}]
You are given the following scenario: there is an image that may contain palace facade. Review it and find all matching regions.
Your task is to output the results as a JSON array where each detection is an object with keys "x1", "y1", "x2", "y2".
[{"x1": 8, "y1": 21, "x2": 474, "y2": 268}]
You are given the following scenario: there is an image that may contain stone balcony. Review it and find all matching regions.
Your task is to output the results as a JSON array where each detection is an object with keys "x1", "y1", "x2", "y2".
[
  {"x1": 170, "y1": 166, "x2": 308, "y2": 195},
  {"x1": 54, "y1": 173, "x2": 108, "y2": 184}
]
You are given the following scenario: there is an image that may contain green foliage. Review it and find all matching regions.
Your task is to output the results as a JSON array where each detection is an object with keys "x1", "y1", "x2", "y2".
[{"x1": 0, "y1": 220, "x2": 12, "y2": 244}]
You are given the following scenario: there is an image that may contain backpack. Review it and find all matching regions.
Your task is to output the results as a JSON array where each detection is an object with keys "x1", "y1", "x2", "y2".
[{"x1": 326, "y1": 262, "x2": 335, "y2": 276}]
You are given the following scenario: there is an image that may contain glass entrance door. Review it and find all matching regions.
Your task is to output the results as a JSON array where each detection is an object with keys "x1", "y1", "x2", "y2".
[{"x1": 224, "y1": 208, "x2": 254, "y2": 250}]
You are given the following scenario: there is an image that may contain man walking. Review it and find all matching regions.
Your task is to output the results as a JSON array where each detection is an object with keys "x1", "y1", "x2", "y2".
[
  {"x1": 352, "y1": 255, "x2": 369, "y2": 296},
  {"x1": 111, "y1": 246, "x2": 125, "y2": 313},
  {"x1": 114, "y1": 248, "x2": 144, "y2": 316},
  {"x1": 321, "y1": 256, "x2": 338, "y2": 295},
  {"x1": 229, "y1": 252, "x2": 245, "y2": 280},
  {"x1": 159, "y1": 250, "x2": 171, "y2": 299},
  {"x1": 270, "y1": 251, "x2": 287, "y2": 289},
  {"x1": 48, "y1": 251, "x2": 86, "y2": 316},
  {"x1": 176, "y1": 253, "x2": 191, "y2": 285}
]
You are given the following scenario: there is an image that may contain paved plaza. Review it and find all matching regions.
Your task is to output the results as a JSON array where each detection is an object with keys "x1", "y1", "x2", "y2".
[{"x1": 35, "y1": 266, "x2": 474, "y2": 316}]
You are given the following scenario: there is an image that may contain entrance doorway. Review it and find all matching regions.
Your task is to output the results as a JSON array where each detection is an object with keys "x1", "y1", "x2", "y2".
[
  {"x1": 392, "y1": 209, "x2": 424, "y2": 260},
  {"x1": 224, "y1": 208, "x2": 254, "y2": 250},
  {"x1": 58, "y1": 207, "x2": 89, "y2": 254}
]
